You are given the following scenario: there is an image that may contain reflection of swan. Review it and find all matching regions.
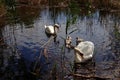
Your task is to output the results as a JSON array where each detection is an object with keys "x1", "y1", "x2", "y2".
[
  {"x1": 65, "y1": 36, "x2": 72, "y2": 48},
  {"x1": 44, "y1": 24, "x2": 59, "y2": 35},
  {"x1": 74, "y1": 41, "x2": 94, "y2": 63}
]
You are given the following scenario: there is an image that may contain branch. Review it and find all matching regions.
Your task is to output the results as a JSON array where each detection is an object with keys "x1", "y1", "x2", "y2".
[{"x1": 69, "y1": 73, "x2": 111, "y2": 79}]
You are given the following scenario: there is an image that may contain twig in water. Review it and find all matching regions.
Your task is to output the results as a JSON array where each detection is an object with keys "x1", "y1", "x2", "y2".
[
  {"x1": 33, "y1": 36, "x2": 55, "y2": 72},
  {"x1": 69, "y1": 73, "x2": 111, "y2": 79}
]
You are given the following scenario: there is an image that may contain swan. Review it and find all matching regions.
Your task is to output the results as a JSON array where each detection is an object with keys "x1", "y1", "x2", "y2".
[
  {"x1": 74, "y1": 41, "x2": 94, "y2": 63},
  {"x1": 45, "y1": 24, "x2": 59, "y2": 35},
  {"x1": 66, "y1": 37, "x2": 94, "y2": 63},
  {"x1": 65, "y1": 36, "x2": 72, "y2": 48}
]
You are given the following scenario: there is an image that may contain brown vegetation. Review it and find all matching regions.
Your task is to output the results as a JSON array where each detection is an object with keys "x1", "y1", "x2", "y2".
[
  {"x1": 17, "y1": 0, "x2": 48, "y2": 6},
  {"x1": 75, "y1": 0, "x2": 120, "y2": 9},
  {"x1": 16, "y1": 0, "x2": 120, "y2": 9},
  {"x1": 17, "y1": 0, "x2": 69, "y2": 7},
  {"x1": 110, "y1": 0, "x2": 120, "y2": 9},
  {"x1": 0, "y1": 5, "x2": 6, "y2": 17},
  {"x1": 0, "y1": 5, "x2": 6, "y2": 27},
  {"x1": 16, "y1": 5, "x2": 41, "y2": 25}
]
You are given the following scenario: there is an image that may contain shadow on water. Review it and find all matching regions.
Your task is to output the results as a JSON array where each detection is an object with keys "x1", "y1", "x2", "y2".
[{"x1": 0, "y1": 0, "x2": 120, "y2": 79}]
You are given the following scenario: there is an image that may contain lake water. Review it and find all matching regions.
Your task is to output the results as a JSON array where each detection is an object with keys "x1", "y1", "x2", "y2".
[{"x1": 0, "y1": 6, "x2": 120, "y2": 79}]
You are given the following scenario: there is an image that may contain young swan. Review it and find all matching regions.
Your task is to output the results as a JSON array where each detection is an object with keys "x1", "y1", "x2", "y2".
[
  {"x1": 45, "y1": 24, "x2": 59, "y2": 35},
  {"x1": 65, "y1": 36, "x2": 72, "y2": 48}
]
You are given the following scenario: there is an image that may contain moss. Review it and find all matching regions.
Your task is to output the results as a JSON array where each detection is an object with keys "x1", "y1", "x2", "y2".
[
  {"x1": 114, "y1": 24, "x2": 120, "y2": 40},
  {"x1": 114, "y1": 30, "x2": 120, "y2": 40}
]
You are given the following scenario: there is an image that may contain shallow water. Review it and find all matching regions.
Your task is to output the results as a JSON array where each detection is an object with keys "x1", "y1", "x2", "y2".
[{"x1": 0, "y1": 6, "x2": 120, "y2": 79}]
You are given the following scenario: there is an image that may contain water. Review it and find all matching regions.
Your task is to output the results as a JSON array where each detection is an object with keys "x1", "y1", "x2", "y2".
[{"x1": 0, "y1": 6, "x2": 120, "y2": 79}]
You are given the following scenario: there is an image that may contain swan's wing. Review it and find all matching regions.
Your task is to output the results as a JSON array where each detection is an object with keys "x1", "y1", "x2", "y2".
[
  {"x1": 45, "y1": 26, "x2": 54, "y2": 34},
  {"x1": 75, "y1": 41, "x2": 94, "y2": 57}
]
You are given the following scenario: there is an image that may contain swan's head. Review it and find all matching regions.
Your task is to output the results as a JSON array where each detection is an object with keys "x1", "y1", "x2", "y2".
[
  {"x1": 53, "y1": 24, "x2": 60, "y2": 34},
  {"x1": 54, "y1": 24, "x2": 60, "y2": 29},
  {"x1": 67, "y1": 36, "x2": 72, "y2": 40}
]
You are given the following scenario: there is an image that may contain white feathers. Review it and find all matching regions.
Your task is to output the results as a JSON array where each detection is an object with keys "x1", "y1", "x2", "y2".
[
  {"x1": 44, "y1": 24, "x2": 59, "y2": 35},
  {"x1": 74, "y1": 41, "x2": 94, "y2": 63}
]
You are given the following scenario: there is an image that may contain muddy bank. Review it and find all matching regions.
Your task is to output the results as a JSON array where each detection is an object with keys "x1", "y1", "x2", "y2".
[
  {"x1": 0, "y1": 5, "x2": 6, "y2": 27},
  {"x1": 0, "y1": 6, "x2": 6, "y2": 16},
  {"x1": 17, "y1": 0, "x2": 69, "y2": 7},
  {"x1": 17, "y1": 0, "x2": 48, "y2": 6},
  {"x1": 17, "y1": 0, "x2": 120, "y2": 9}
]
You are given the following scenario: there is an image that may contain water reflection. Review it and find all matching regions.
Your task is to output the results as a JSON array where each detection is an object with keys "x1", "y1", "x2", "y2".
[
  {"x1": 16, "y1": 6, "x2": 41, "y2": 27},
  {"x1": 0, "y1": 6, "x2": 120, "y2": 79}
]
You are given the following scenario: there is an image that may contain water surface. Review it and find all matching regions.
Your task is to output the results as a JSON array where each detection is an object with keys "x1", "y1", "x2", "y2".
[{"x1": 0, "y1": 6, "x2": 120, "y2": 79}]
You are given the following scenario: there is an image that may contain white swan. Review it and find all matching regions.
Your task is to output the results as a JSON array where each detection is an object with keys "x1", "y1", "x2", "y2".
[
  {"x1": 65, "y1": 36, "x2": 94, "y2": 63},
  {"x1": 45, "y1": 24, "x2": 59, "y2": 35},
  {"x1": 74, "y1": 41, "x2": 94, "y2": 63}
]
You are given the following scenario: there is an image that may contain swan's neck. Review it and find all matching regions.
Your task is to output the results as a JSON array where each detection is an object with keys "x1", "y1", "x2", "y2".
[
  {"x1": 75, "y1": 51, "x2": 83, "y2": 62},
  {"x1": 54, "y1": 27, "x2": 59, "y2": 34}
]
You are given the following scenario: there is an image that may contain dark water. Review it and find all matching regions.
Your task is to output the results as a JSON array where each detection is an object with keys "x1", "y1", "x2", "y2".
[{"x1": 0, "y1": 6, "x2": 120, "y2": 80}]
